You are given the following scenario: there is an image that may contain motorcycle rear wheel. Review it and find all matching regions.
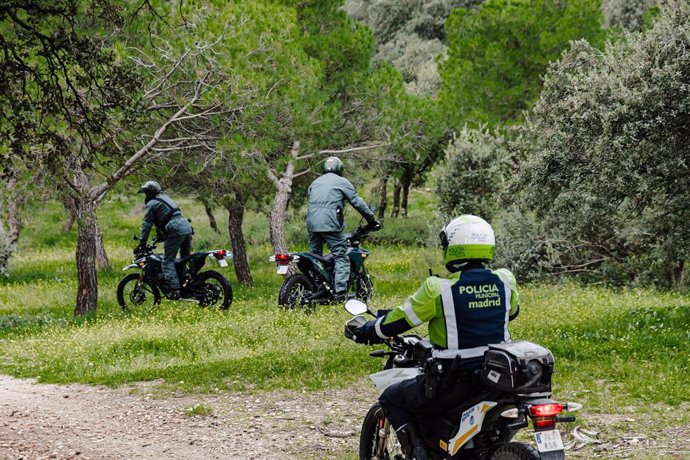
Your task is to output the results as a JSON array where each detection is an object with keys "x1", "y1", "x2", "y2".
[
  {"x1": 195, "y1": 270, "x2": 232, "y2": 310},
  {"x1": 359, "y1": 403, "x2": 403, "y2": 460},
  {"x1": 278, "y1": 274, "x2": 315, "y2": 309},
  {"x1": 117, "y1": 273, "x2": 161, "y2": 311},
  {"x1": 488, "y1": 442, "x2": 541, "y2": 460}
]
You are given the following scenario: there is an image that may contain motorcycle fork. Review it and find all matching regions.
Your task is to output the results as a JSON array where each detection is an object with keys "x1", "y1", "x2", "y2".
[{"x1": 375, "y1": 414, "x2": 392, "y2": 459}]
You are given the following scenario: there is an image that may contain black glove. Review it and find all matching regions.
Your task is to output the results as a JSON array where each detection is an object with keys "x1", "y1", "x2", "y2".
[
  {"x1": 366, "y1": 215, "x2": 382, "y2": 230},
  {"x1": 133, "y1": 243, "x2": 146, "y2": 255},
  {"x1": 345, "y1": 322, "x2": 384, "y2": 345}
]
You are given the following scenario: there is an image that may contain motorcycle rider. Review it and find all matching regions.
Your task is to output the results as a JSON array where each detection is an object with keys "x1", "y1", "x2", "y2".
[
  {"x1": 347, "y1": 215, "x2": 519, "y2": 460},
  {"x1": 137, "y1": 180, "x2": 193, "y2": 300},
  {"x1": 306, "y1": 156, "x2": 380, "y2": 301}
]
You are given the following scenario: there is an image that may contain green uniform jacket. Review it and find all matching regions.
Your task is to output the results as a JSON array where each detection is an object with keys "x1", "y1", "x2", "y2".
[
  {"x1": 374, "y1": 268, "x2": 520, "y2": 362},
  {"x1": 306, "y1": 173, "x2": 373, "y2": 233},
  {"x1": 139, "y1": 194, "x2": 192, "y2": 243}
]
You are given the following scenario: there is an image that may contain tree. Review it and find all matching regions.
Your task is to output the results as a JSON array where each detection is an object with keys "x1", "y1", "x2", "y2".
[
  {"x1": 508, "y1": 0, "x2": 690, "y2": 287},
  {"x1": 0, "y1": 1, "x2": 236, "y2": 315},
  {"x1": 364, "y1": 63, "x2": 446, "y2": 219},
  {"x1": 259, "y1": 0, "x2": 379, "y2": 254},
  {"x1": 435, "y1": 127, "x2": 510, "y2": 220},
  {"x1": 603, "y1": 0, "x2": 658, "y2": 30},
  {"x1": 345, "y1": 0, "x2": 486, "y2": 96},
  {"x1": 439, "y1": 0, "x2": 606, "y2": 128}
]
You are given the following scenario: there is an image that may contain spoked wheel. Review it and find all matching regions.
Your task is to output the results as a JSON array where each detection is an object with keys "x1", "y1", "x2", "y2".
[
  {"x1": 117, "y1": 273, "x2": 161, "y2": 311},
  {"x1": 359, "y1": 403, "x2": 403, "y2": 460},
  {"x1": 278, "y1": 274, "x2": 315, "y2": 309},
  {"x1": 488, "y1": 442, "x2": 541, "y2": 460},
  {"x1": 195, "y1": 270, "x2": 232, "y2": 310},
  {"x1": 353, "y1": 269, "x2": 374, "y2": 301}
]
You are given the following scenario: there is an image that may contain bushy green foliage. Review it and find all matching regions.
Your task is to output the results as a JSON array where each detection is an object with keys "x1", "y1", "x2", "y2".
[
  {"x1": 509, "y1": 0, "x2": 690, "y2": 288},
  {"x1": 603, "y1": 0, "x2": 658, "y2": 30},
  {"x1": 345, "y1": 0, "x2": 468, "y2": 95},
  {"x1": 435, "y1": 127, "x2": 509, "y2": 220},
  {"x1": 440, "y1": 0, "x2": 606, "y2": 128}
]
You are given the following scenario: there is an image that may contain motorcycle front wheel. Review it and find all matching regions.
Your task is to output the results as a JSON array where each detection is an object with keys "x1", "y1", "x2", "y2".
[
  {"x1": 353, "y1": 269, "x2": 373, "y2": 301},
  {"x1": 278, "y1": 274, "x2": 315, "y2": 309},
  {"x1": 359, "y1": 403, "x2": 403, "y2": 460},
  {"x1": 195, "y1": 270, "x2": 232, "y2": 310},
  {"x1": 117, "y1": 273, "x2": 161, "y2": 311}
]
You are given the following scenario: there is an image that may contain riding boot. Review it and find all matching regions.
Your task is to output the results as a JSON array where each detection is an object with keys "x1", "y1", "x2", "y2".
[{"x1": 395, "y1": 424, "x2": 432, "y2": 460}]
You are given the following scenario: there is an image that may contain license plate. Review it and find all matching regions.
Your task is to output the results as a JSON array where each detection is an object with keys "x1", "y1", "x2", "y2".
[
  {"x1": 276, "y1": 265, "x2": 288, "y2": 275},
  {"x1": 535, "y1": 429, "x2": 564, "y2": 453},
  {"x1": 217, "y1": 258, "x2": 228, "y2": 267}
]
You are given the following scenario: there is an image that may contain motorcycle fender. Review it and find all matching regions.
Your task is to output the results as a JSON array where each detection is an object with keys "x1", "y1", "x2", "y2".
[
  {"x1": 122, "y1": 264, "x2": 139, "y2": 271},
  {"x1": 368, "y1": 368, "x2": 421, "y2": 394},
  {"x1": 297, "y1": 254, "x2": 331, "y2": 280},
  {"x1": 445, "y1": 401, "x2": 498, "y2": 455}
]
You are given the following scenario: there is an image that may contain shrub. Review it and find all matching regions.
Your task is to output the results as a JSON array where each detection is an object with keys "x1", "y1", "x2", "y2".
[
  {"x1": 509, "y1": 0, "x2": 690, "y2": 288},
  {"x1": 435, "y1": 127, "x2": 509, "y2": 221}
]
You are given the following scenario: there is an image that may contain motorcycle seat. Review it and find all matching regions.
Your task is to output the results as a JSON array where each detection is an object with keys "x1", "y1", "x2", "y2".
[
  {"x1": 309, "y1": 253, "x2": 335, "y2": 268},
  {"x1": 175, "y1": 254, "x2": 197, "y2": 265}
]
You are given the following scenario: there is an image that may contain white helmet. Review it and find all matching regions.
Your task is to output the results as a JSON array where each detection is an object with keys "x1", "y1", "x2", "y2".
[{"x1": 440, "y1": 215, "x2": 495, "y2": 268}]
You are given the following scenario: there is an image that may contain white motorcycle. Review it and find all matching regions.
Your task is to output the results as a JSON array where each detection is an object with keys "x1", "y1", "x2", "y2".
[{"x1": 344, "y1": 299, "x2": 581, "y2": 460}]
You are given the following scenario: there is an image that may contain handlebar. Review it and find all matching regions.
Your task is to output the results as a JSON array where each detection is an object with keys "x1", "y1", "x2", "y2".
[{"x1": 346, "y1": 223, "x2": 381, "y2": 245}]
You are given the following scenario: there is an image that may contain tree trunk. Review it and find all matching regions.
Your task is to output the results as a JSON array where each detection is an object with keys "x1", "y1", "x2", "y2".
[
  {"x1": 268, "y1": 141, "x2": 300, "y2": 255},
  {"x1": 669, "y1": 259, "x2": 685, "y2": 290},
  {"x1": 74, "y1": 198, "x2": 99, "y2": 316},
  {"x1": 62, "y1": 192, "x2": 78, "y2": 232},
  {"x1": 94, "y1": 217, "x2": 111, "y2": 271},
  {"x1": 5, "y1": 177, "x2": 22, "y2": 245},
  {"x1": 391, "y1": 180, "x2": 401, "y2": 219},
  {"x1": 401, "y1": 167, "x2": 413, "y2": 218},
  {"x1": 269, "y1": 179, "x2": 292, "y2": 254},
  {"x1": 377, "y1": 173, "x2": 388, "y2": 221},
  {"x1": 203, "y1": 199, "x2": 221, "y2": 234},
  {"x1": 224, "y1": 192, "x2": 253, "y2": 286}
]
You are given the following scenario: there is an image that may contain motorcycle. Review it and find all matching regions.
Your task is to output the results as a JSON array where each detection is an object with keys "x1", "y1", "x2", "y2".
[
  {"x1": 269, "y1": 222, "x2": 380, "y2": 308},
  {"x1": 117, "y1": 236, "x2": 233, "y2": 310},
  {"x1": 344, "y1": 299, "x2": 581, "y2": 460}
]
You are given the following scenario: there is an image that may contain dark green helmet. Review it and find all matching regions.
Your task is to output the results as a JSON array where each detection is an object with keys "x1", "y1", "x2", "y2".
[
  {"x1": 138, "y1": 180, "x2": 162, "y2": 196},
  {"x1": 322, "y1": 156, "x2": 344, "y2": 176}
]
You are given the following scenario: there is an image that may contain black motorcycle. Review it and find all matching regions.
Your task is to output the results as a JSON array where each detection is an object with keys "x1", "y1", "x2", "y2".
[
  {"x1": 344, "y1": 299, "x2": 581, "y2": 460},
  {"x1": 117, "y1": 236, "x2": 233, "y2": 310},
  {"x1": 269, "y1": 222, "x2": 380, "y2": 309}
]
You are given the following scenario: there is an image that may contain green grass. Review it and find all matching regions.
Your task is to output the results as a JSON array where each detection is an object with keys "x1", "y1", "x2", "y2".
[
  {"x1": 184, "y1": 403, "x2": 214, "y2": 417},
  {"x1": 0, "y1": 191, "x2": 688, "y2": 420}
]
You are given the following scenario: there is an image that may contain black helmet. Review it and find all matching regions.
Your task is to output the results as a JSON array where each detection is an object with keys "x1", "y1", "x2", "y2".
[
  {"x1": 138, "y1": 180, "x2": 162, "y2": 196},
  {"x1": 322, "y1": 156, "x2": 344, "y2": 175}
]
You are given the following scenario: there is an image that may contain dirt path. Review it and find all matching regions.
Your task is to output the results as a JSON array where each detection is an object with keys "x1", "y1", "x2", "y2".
[
  {"x1": 0, "y1": 375, "x2": 374, "y2": 460},
  {"x1": 1, "y1": 375, "x2": 688, "y2": 460}
]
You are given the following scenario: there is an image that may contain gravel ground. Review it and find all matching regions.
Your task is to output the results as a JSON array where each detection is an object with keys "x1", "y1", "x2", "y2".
[{"x1": 1, "y1": 375, "x2": 688, "y2": 460}]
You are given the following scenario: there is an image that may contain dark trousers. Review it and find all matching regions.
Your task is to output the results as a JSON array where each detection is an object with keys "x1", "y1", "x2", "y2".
[
  {"x1": 379, "y1": 373, "x2": 477, "y2": 432},
  {"x1": 162, "y1": 233, "x2": 192, "y2": 290},
  {"x1": 308, "y1": 231, "x2": 349, "y2": 293}
]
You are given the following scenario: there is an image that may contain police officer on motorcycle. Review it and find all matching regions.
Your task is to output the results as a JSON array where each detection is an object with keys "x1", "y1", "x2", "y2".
[
  {"x1": 347, "y1": 215, "x2": 520, "y2": 460},
  {"x1": 306, "y1": 157, "x2": 380, "y2": 301},
  {"x1": 137, "y1": 180, "x2": 193, "y2": 300}
]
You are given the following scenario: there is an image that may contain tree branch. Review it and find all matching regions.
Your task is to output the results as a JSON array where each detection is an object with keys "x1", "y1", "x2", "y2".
[{"x1": 318, "y1": 143, "x2": 389, "y2": 155}]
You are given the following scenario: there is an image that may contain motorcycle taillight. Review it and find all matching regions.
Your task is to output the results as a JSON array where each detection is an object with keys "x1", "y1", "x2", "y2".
[
  {"x1": 275, "y1": 253, "x2": 290, "y2": 264},
  {"x1": 529, "y1": 403, "x2": 563, "y2": 417},
  {"x1": 214, "y1": 250, "x2": 227, "y2": 258},
  {"x1": 529, "y1": 403, "x2": 564, "y2": 428}
]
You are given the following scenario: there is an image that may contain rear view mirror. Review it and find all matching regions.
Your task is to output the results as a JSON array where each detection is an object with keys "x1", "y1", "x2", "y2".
[
  {"x1": 344, "y1": 298, "x2": 368, "y2": 316},
  {"x1": 133, "y1": 235, "x2": 140, "y2": 241}
]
